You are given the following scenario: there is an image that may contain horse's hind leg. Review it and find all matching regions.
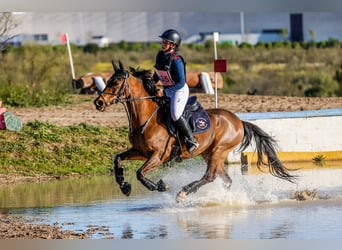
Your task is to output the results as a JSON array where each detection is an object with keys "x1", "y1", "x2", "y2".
[
  {"x1": 219, "y1": 166, "x2": 232, "y2": 190},
  {"x1": 177, "y1": 169, "x2": 231, "y2": 196},
  {"x1": 176, "y1": 178, "x2": 209, "y2": 202},
  {"x1": 176, "y1": 151, "x2": 232, "y2": 202},
  {"x1": 176, "y1": 158, "x2": 219, "y2": 202},
  {"x1": 212, "y1": 148, "x2": 234, "y2": 190}
]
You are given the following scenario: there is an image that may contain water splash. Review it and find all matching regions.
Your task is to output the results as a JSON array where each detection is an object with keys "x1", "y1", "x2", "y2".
[{"x1": 157, "y1": 160, "x2": 342, "y2": 209}]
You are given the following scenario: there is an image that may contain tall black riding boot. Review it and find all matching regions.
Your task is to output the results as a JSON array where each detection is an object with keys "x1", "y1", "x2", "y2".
[{"x1": 174, "y1": 116, "x2": 199, "y2": 153}]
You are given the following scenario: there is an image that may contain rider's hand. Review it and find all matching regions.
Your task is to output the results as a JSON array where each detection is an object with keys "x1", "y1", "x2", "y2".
[{"x1": 156, "y1": 88, "x2": 164, "y2": 98}]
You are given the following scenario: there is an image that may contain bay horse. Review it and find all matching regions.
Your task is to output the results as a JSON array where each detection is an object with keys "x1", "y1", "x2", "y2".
[{"x1": 94, "y1": 60, "x2": 296, "y2": 202}]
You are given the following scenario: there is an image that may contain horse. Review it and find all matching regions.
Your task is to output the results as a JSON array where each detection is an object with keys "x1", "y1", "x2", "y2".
[
  {"x1": 72, "y1": 72, "x2": 113, "y2": 94},
  {"x1": 94, "y1": 60, "x2": 296, "y2": 202},
  {"x1": 186, "y1": 71, "x2": 223, "y2": 92}
]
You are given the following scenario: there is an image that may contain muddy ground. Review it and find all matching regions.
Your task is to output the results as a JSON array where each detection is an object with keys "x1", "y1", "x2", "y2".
[
  {"x1": 2, "y1": 93, "x2": 342, "y2": 239},
  {"x1": 11, "y1": 93, "x2": 342, "y2": 127}
]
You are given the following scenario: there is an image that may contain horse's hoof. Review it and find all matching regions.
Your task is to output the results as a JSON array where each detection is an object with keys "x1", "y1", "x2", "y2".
[
  {"x1": 121, "y1": 182, "x2": 131, "y2": 196},
  {"x1": 157, "y1": 179, "x2": 169, "y2": 192},
  {"x1": 176, "y1": 191, "x2": 187, "y2": 203}
]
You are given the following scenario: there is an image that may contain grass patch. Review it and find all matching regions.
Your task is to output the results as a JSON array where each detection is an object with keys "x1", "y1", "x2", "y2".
[{"x1": 0, "y1": 121, "x2": 140, "y2": 177}]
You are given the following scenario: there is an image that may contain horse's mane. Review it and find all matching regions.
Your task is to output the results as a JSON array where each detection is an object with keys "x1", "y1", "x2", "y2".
[
  {"x1": 129, "y1": 66, "x2": 151, "y2": 80},
  {"x1": 129, "y1": 66, "x2": 156, "y2": 96}
]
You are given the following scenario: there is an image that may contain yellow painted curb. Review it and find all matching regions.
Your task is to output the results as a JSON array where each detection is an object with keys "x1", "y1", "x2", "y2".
[{"x1": 241, "y1": 151, "x2": 342, "y2": 172}]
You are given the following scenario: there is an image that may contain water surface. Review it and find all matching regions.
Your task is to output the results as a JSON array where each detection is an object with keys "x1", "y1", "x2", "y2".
[{"x1": 2, "y1": 162, "x2": 342, "y2": 239}]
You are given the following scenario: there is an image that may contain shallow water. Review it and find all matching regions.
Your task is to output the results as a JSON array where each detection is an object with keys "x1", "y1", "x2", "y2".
[{"x1": 2, "y1": 161, "x2": 342, "y2": 239}]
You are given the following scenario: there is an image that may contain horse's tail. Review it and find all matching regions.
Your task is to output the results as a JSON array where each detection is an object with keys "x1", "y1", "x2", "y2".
[{"x1": 236, "y1": 121, "x2": 297, "y2": 183}]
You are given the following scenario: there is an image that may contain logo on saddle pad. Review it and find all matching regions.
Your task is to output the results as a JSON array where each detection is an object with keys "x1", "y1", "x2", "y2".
[
  {"x1": 165, "y1": 96, "x2": 211, "y2": 137},
  {"x1": 195, "y1": 117, "x2": 209, "y2": 130}
]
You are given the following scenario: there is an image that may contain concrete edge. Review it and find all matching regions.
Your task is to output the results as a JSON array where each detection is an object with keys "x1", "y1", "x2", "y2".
[{"x1": 236, "y1": 108, "x2": 342, "y2": 121}]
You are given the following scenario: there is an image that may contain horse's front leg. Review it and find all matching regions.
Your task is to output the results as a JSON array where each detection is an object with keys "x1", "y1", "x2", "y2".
[
  {"x1": 136, "y1": 153, "x2": 168, "y2": 192},
  {"x1": 114, "y1": 148, "x2": 147, "y2": 196}
]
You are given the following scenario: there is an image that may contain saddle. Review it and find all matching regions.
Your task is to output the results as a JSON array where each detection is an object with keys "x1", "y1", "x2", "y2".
[
  {"x1": 160, "y1": 96, "x2": 211, "y2": 164},
  {"x1": 163, "y1": 96, "x2": 211, "y2": 137}
]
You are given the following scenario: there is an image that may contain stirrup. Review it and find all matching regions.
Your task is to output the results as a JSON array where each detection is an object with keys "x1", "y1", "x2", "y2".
[{"x1": 185, "y1": 139, "x2": 199, "y2": 153}]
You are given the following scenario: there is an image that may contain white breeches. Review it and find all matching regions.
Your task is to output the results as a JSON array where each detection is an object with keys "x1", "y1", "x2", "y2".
[{"x1": 168, "y1": 84, "x2": 189, "y2": 121}]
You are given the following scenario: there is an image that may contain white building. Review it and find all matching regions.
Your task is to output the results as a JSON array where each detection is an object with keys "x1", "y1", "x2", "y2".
[{"x1": 9, "y1": 12, "x2": 342, "y2": 46}]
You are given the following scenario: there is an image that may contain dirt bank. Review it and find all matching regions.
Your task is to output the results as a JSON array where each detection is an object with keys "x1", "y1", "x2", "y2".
[
  {"x1": 0, "y1": 214, "x2": 115, "y2": 239},
  {"x1": 11, "y1": 94, "x2": 342, "y2": 127},
  {"x1": 0, "y1": 215, "x2": 89, "y2": 239}
]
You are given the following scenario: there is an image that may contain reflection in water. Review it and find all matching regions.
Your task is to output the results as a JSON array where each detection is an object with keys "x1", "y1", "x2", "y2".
[
  {"x1": 176, "y1": 206, "x2": 233, "y2": 238},
  {"x1": 0, "y1": 171, "x2": 144, "y2": 210},
  {"x1": 121, "y1": 225, "x2": 133, "y2": 239},
  {"x1": 1, "y1": 164, "x2": 342, "y2": 239},
  {"x1": 267, "y1": 222, "x2": 293, "y2": 239},
  {"x1": 144, "y1": 225, "x2": 168, "y2": 239}
]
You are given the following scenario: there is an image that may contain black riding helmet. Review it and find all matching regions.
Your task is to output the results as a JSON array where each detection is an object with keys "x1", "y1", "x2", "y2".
[{"x1": 159, "y1": 29, "x2": 181, "y2": 47}]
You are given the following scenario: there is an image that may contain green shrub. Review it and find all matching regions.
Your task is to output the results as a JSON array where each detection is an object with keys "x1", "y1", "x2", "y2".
[
  {"x1": 325, "y1": 38, "x2": 340, "y2": 48},
  {"x1": 239, "y1": 42, "x2": 253, "y2": 49},
  {"x1": 272, "y1": 41, "x2": 284, "y2": 48},
  {"x1": 83, "y1": 43, "x2": 100, "y2": 54},
  {"x1": 0, "y1": 44, "x2": 72, "y2": 107},
  {"x1": 292, "y1": 72, "x2": 339, "y2": 97},
  {"x1": 255, "y1": 42, "x2": 266, "y2": 49}
]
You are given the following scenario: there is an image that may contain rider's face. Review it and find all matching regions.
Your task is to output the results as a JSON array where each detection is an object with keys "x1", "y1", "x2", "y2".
[{"x1": 161, "y1": 39, "x2": 173, "y2": 52}]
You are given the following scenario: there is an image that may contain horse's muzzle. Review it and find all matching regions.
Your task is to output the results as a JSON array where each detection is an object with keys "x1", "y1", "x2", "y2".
[{"x1": 94, "y1": 99, "x2": 106, "y2": 111}]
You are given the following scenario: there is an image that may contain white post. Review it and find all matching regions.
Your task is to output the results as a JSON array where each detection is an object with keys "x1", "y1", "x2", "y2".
[
  {"x1": 65, "y1": 33, "x2": 75, "y2": 79},
  {"x1": 93, "y1": 76, "x2": 106, "y2": 93},
  {"x1": 213, "y1": 32, "x2": 219, "y2": 108},
  {"x1": 240, "y1": 12, "x2": 245, "y2": 43}
]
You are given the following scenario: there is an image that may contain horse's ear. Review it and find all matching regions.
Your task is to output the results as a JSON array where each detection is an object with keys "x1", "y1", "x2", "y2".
[
  {"x1": 112, "y1": 60, "x2": 119, "y2": 72},
  {"x1": 119, "y1": 60, "x2": 124, "y2": 71}
]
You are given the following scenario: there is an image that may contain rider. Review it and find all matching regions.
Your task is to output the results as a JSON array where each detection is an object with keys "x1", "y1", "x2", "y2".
[{"x1": 152, "y1": 29, "x2": 199, "y2": 153}]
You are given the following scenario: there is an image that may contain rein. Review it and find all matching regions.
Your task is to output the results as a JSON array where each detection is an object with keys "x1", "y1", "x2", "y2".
[
  {"x1": 116, "y1": 95, "x2": 157, "y2": 103},
  {"x1": 120, "y1": 94, "x2": 159, "y2": 136}
]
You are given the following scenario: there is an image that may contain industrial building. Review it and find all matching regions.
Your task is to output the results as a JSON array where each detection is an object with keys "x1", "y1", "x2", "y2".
[{"x1": 9, "y1": 12, "x2": 342, "y2": 46}]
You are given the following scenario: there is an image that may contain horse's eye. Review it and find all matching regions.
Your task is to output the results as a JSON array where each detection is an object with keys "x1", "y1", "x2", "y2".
[
  {"x1": 107, "y1": 79, "x2": 116, "y2": 87},
  {"x1": 108, "y1": 77, "x2": 124, "y2": 87}
]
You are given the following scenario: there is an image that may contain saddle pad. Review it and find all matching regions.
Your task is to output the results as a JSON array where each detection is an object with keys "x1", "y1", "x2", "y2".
[
  {"x1": 189, "y1": 103, "x2": 211, "y2": 134},
  {"x1": 166, "y1": 96, "x2": 211, "y2": 137}
]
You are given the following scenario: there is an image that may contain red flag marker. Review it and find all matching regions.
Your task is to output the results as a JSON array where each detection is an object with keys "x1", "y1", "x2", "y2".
[{"x1": 60, "y1": 34, "x2": 67, "y2": 43}]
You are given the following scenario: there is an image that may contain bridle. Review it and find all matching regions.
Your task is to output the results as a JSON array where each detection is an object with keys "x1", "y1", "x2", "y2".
[
  {"x1": 98, "y1": 71, "x2": 159, "y2": 135},
  {"x1": 101, "y1": 71, "x2": 157, "y2": 103},
  {"x1": 99, "y1": 71, "x2": 129, "y2": 104}
]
